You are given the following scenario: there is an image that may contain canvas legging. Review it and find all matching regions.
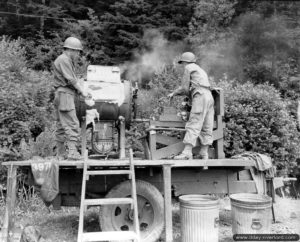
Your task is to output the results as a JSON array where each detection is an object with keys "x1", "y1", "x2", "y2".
[{"x1": 183, "y1": 91, "x2": 214, "y2": 146}]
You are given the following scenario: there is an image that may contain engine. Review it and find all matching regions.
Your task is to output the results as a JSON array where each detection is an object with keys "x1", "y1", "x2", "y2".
[{"x1": 76, "y1": 65, "x2": 137, "y2": 156}]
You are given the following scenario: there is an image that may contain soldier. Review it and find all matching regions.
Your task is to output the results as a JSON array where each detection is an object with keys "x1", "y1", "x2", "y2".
[
  {"x1": 168, "y1": 52, "x2": 214, "y2": 160},
  {"x1": 53, "y1": 37, "x2": 89, "y2": 160}
]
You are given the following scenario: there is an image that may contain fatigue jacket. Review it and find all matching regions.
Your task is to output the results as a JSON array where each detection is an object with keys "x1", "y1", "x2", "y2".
[
  {"x1": 173, "y1": 63, "x2": 210, "y2": 98},
  {"x1": 53, "y1": 52, "x2": 79, "y2": 94}
]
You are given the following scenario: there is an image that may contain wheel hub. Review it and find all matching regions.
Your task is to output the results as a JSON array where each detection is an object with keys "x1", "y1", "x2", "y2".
[{"x1": 110, "y1": 195, "x2": 154, "y2": 233}]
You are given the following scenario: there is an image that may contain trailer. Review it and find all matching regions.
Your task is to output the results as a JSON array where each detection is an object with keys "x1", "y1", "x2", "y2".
[{"x1": 0, "y1": 66, "x2": 273, "y2": 242}]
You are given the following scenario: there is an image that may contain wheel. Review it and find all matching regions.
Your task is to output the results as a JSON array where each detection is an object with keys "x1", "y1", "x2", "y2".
[{"x1": 100, "y1": 180, "x2": 164, "y2": 242}]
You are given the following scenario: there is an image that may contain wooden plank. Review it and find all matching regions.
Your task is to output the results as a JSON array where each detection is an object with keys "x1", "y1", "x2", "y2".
[
  {"x1": 86, "y1": 170, "x2": 131, "y2": 175},
  {"x1": 170, "y1": 159, "x2": 254, "y2": 167},
  {"x1": 173, "y1": 181, "x2": 228, "y2": 195},
  {"x1": 214, "y1": 138, "x2": 225, "y2": 159},
  {"x1": 77, "y1": 151, "x2": 88, "y2": 242},
  {"x1": 81, "y1": 117, "x2": 87, "y2": 157},
  {"x1": 212, "y1": 88, "x2": 224, "y2": 116},
  {"x1": 84, "y1": 197, "x2": 133, "y2": 206},
  {"x1": 212, "y1": 126, "x2": 223, "y2": 140},
  {"x1": 156, "y1": 134, "x2": 180, "y2": 146},
  {"x1": 172, "y1": 169, "x2": 229, "y2": 195},
  {"x1": 150, "y1": 120, "x2": 185, "y2": 128},
  {"x1": 152, "y1": 142, "x2": 184, "y2": 160},
  {"x1": 142, "y1": 137, "x2": 152, "y2": 160},
  {"x1": 159, "y1": 114, "x2": 182, "y2": 122},
  {"x1": 119, "y1": 120, "x2": 126, "y2": 159},
  {"x1": 2, "y1": 165, "x2": 17, "y2": 242},
  {"x1": 228, "y1": 181, "x2": 257, "y2": 193},
  {"x1": 129, "y1": 149, "x2": 140, "y2": 241},
  {"x1": 238, "y1": 170, "x2": 252, "y2": 180},
  {"x1": 163, "y1": 165, "x2": 173, "y2": 242},
  {"x1": 2, "y1": 158, "x2": 254, "y2": 167},
  {"x1": 147, "y1": 127, "x2": 185, "y2": 132},
  {"x1": 148, "y1": 124, "x2": 157, "y2": 160}
]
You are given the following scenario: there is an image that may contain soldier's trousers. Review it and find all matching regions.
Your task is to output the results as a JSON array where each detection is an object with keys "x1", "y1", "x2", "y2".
[
  {"x1": 183, "y1": 90, "x2": 214, "y2": 146},
  {"x1": 54, "y1": 90, "x2": 80, "y2": 142}
]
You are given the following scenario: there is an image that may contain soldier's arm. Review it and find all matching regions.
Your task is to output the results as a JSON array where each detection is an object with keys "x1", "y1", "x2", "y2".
[
  {"x1": 58, "y1": 58, "x2": 87, "y2": 97},
  {"x1": 173, "y1": 68, "x2": 190, "y2": 96}
]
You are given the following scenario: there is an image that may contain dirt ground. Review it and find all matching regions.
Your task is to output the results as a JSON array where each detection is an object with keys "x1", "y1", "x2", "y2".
[{"x1": 1, "y1": 195, "x2": 298, "y2": 242}]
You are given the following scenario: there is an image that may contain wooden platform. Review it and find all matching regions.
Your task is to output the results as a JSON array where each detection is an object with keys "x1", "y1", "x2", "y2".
[{"x1": 2, "y1": 158, "x2": 254, "y2": 168}]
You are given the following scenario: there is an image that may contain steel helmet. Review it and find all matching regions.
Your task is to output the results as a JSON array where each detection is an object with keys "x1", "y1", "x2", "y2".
[
  {"x1": 178, "y1": 52, "x2": 196, "y2": 63},
  {"x1": 63, "y1": 37, "x2": 83, "y2": 51}
]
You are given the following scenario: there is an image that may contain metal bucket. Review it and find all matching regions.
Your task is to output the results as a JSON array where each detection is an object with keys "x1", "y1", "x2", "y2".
[
  {"x1": 179, "y1": 194, "x2": 219, "y2": 242},
  {"x1": 230, "y1": 193, "x2": 272, "y2": 234}
]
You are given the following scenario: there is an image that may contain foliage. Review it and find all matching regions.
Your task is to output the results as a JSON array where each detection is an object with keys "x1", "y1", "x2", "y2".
[
  {"x1": 188, "y1": 0, "x2": 237, "y2": 46},
  {"x1": 218, "y1": 79, "x2": 300, "y2": 171},
  {"x1": 187, "y1": 0, "x2": 238, "y2": 80},
  {"x1": 99, "y1": 0, "x2": 193, "y2": 64},
  {"x1": 23, "y1": 9, "x2": 98, "y2": 71},
  {"x1": 137, "y1": 64, "x2": 183, "y2": 119},
  {"x1": 0, "y1": 37, "x2": 54, "y2": 162}
]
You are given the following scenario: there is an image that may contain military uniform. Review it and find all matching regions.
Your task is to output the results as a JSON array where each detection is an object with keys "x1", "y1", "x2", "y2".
[
  {"x1": 53, "y1": 53, "x2": 80, "y2": 146},
  {"x1": 173, "y1": 63, "x2": 214, "y2": 149}
]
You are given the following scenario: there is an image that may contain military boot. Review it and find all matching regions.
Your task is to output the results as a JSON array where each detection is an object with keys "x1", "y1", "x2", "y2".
[
  {"x1": 174, "y1": 144, "x2": 193, "y2": 160},
  {"x1": 56, "y1": 141, "x2": 66, "y2": 160},
  {"x1": 199, "y1": 145, "x2": 209, "y2": 160},
  {"x1": 67, "y1": 141, "x2": 82, "y2": 160}
]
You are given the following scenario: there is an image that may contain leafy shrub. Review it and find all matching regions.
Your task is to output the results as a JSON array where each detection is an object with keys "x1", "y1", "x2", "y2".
[
  {"x1": 137, "y1": 64, "x2": 183, "y2": 119},
  {"x1": 0, "y1": 37, "x2": 54, "y2": 162},
  {"x1": 218, "y1": 79, "x2": 300, "y2": 172}
]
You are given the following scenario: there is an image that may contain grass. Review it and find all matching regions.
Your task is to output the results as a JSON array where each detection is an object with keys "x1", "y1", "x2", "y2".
[{"x1": 1, "y1": 190, "x2": 300, "y2": 242}]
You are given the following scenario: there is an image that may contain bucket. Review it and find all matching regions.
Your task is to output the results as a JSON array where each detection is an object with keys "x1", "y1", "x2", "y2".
[
  {"x1": 179, "y1": 194, "x2": 219, "y2": 242},
  {"x1": 230, "y1": 193, "x2": 272, "y2": 235}
]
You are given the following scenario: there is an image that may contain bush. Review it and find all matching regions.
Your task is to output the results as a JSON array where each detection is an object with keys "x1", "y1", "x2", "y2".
[
  {"x1": 137, "y1": 64, "x2": 183, "y2": 119},
  {"x1": 0, "y1": 37, "x2": 54, "y2": 162},
  {"x1": 218, "y1": 79, "x2": 300, "y2": 172}
]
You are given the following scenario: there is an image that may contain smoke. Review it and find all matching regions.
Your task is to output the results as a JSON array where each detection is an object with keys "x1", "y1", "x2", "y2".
[
  {"x1": 196, "y1": 37, "x2": 242, "y2": 81},
  {"x1": 121, "y1": 29, "x2": 185, "y2": 82}
]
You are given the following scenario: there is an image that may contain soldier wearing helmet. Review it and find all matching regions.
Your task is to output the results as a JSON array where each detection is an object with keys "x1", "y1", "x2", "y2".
[
  {"x1": 168, "y1": 52, "x2": 214, "y2": 160},
  {"x1": 53, "y1": 37, "x2": 89, "y2": 160}
]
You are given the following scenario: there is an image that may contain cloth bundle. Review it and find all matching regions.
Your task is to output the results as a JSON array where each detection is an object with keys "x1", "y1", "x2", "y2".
[{"x1": 233, "y1": 152, "x2": 276, "y2": 194}]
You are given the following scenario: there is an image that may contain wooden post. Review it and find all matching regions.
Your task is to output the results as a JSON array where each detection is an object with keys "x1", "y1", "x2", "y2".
[
  {"x1": 81, "y1": 116, "x2": 87, "y2": 157},
  {"x1": 163, "y1": 164, "x2": 173, "y2": 242},
  {"x1": 148, "y1": 123, "x2": 156, "y2": 160},
  {"x1": 119, "y1": 118, "x2": 126, "y2": 159},
  {"x1": 2, "y1": 165, "x2": 17, "y2": 242}
]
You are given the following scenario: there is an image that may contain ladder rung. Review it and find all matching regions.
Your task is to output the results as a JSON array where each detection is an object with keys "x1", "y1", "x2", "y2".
[
  {"x1": 84, "y1": 197, "x2": 133, "y2": 206},
  {"x1": 82, "y1": 231, "x2": 138, "y2": 241},
  {"x1": 86, "y1": 170, "x2": 132, "y2": 176}
]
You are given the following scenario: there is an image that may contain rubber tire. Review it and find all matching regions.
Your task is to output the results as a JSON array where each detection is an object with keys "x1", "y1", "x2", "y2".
[{"x1": 100, "y1": 180, "x2": 164, "y2": 242}]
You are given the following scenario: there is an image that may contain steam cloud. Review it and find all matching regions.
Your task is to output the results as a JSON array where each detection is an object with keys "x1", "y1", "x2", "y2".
[{"x1": 121, "y1": 29, "x2": 184, "y2": 82}]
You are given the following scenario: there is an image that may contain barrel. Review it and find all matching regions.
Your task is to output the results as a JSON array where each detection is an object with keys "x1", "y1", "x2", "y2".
[
  {"x1": 179, "y1": 194, "x2": 219, "y2": 242},
  {"x1": 230, "y1": 193, "x2": 272, "y2": 235}
]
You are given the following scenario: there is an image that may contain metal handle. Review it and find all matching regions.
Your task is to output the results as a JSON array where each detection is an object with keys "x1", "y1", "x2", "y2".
[
  {"x1": 214, "y1": 217, "x2": 219, "y2": 228},
  {"x1": 251, "y1": 218, "x2": 262, "y2": 230}
]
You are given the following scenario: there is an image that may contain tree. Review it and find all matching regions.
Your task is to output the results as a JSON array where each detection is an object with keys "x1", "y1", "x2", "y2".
[
  {"x1": 100, "y1": 0, "x2": 193, "y2": 64},
  {"x1": 188, "y1": 0, "x2": 237, "y2": 46},
  {"x1": 187, "y1": 0, "x2": 238, "y2": 79}
]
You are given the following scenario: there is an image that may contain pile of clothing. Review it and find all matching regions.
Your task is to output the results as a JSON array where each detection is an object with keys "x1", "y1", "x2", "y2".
[{"x1": 233, "y1": 152, "x2": 276, "y2": 194}]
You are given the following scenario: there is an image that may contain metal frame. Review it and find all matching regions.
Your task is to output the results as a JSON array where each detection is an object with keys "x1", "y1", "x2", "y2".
[{"x1": 144, "y1": 88, "x2": 225, "y2": 160}]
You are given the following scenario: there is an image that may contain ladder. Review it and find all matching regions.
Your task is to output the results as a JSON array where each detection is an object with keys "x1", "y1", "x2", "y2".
[{"x1": 77, "y1": 149, "x2": 140, "y2": 242}]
